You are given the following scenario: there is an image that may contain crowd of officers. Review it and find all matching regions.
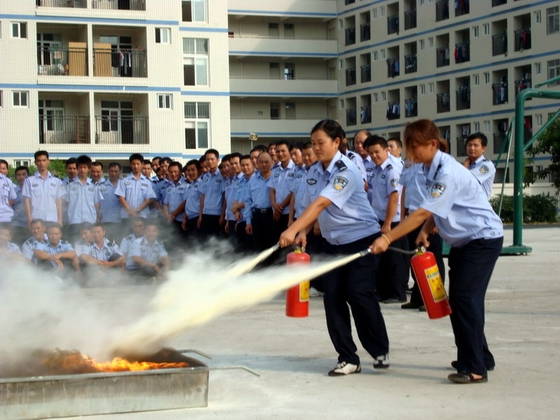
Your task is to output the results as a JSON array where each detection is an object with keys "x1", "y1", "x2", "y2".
[{"x1": 0, "y1": 130, "x2": 494, "y2": 290}]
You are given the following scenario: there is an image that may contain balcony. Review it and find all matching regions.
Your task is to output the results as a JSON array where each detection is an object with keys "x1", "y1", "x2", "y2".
[
  {"x1": 454, "y1": 43, "x2": 470, "y2": 63},
  {"x1": 345, "y1": 28, "x2": 356, "y2": 46},
  {"x1": 387, "y1": 103, "x2": 400, "y2": 120},
  {"x1": 346, "y1": 68, "x2": 356, "y2": 86},
  {"x1": 514, "y1": 29, "x2": 531, "y2": 51},
  {"x1": 492, "y1": 82, "x2": 508, "y2": 105},
  {"x1": 405, "y1": 99, "x2": 417, "y2": 118},
  {"x1": 229, "y1": 77, "x2": 338, "y2": 98},
  {"x1": 39, "y1": 116, "x2": 90, "y2": 144},
  {"x1": 436, "y1": 47, "x2": 450, "y2": 67},
  {"x1": 230, "y1": 118, "x2": 319, "y2": 136},
  {"x1": 454, "y1": 0, "x2": 469, "y2": 17},
  {"x1": 404, "y1": 10, "x2": 417, "y2": 30},
  {"x1": 387, "y1": 58, "x2": 399, "y2": 78},
  {"x1": 37, "y1": 46, "x2": 88, "y2": 76},
  {"x1": 92, "y1": 0, "x2": 145, "y2": 10},
  {"x1": 387, "y1": 15, "x2": 399, "y2": 35},
  {"x1": 436, "y1": 0, "x2": 449, "y2": 22},
  {"x1": 436, "y1": 93, "x2": 450, "y2": 113},
  {"x1": 93, "y1": 48, "x2": 147, "y2": 77},
  {"x1": 95, "y1": 116, "x2": 148, "y2": 144},
  {"x1": 404, "y1": 54, "x2": 417, "y2": 74},
  {"x1": 492, "y1": 33, "x2": 508, "y2": 56},
  {"x1": 360, "y1": 105, "x2": 371, "y2": 124},
  {"x1": 515, "y1": 77, "x2": 531, "y2": 96},
  {"x1": 37, "y1": 0, "x2": 86, "y2": 8},
  {"x1": 361, "y1": 64, "x2": 371, "y2": 83},
  {"x1": 228, "y1": 36, "x2": 337, "y2": 59},
  {"x1": 456, "y1": 87, "x2": 470, "y2": 110},
  {"x1": 346, "y1": 108, "x2": 357, "y2": 126},
  {"x1": 360, "y1": 23, "x2": 371, "y2": 42}
]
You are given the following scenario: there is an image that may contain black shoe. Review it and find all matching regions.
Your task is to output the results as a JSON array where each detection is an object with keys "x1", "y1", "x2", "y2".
[
  {"x1": 451, "y1": 361, "x2": 494, "y2": 371},
  {"x1": 373, "y1": 354, "x2": 390, "y2": 369},
  {"x1": 401, "y1": 302, "x2": 422, "y2": 309},
  {"x1": 418, "y1": 305, "x2": 427, "y2": 312},
  {"x1": 448, "y1": 372, "x2": 488, "y2": 384},
  {"x1": 382, "y1": 298, "x2": 406, "y2": 304}
]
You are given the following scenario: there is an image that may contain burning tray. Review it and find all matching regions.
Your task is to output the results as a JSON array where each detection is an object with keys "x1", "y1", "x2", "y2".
[{"x1": 0, "y1": 348, "x2": 209, "y2": 420}]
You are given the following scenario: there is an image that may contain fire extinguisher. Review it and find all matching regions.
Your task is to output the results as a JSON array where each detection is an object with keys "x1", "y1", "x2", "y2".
[
  {"x1": 410, "y1": 248, "x2": 452, "y2": 320},
  {"x1": 285, "y1": 246, "x2": 310, "y2": 318}
]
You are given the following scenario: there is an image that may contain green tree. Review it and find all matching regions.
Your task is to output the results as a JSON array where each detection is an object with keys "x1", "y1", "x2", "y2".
[
  {"x1": 7, "y1": 159, "x2": 67, "y2": 182},
  {"x1": 527, "y1": 117, "x2": 560, "y2": 191}
]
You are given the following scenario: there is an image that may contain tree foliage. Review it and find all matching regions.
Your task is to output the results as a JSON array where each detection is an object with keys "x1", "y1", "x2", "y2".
[{"x1": 527, "y1": 117, "x2": 560, "y2": 192}]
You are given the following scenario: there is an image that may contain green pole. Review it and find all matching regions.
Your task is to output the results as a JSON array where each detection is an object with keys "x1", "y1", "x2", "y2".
[{"x1": 513, "y1": 89, "x2": 530, "y2": 247}]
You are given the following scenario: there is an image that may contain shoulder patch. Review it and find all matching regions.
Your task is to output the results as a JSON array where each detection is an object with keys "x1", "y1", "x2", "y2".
[
  {"x1": 430, "y1": 182, "x2": 447, "y2": 198},
  {"x1": 332, "y1": 176, "x2": 349, "y2": 191},
  {"x1": 390, "y1": 178, "x2": 398, "y2": 188},
  {"x1": 479, "y1": 165, "x2": 489, "y2": 174},
  {"x1": 335, "y1": 160, "x2": 348, "y2": 171}
]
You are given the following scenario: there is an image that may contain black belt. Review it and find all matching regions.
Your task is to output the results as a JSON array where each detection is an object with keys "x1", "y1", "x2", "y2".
[{"x1": 253, "y1": 207, "x2": 272, "y2": 213}]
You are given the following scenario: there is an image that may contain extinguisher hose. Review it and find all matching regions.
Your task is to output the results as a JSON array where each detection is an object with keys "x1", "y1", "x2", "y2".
[{"x1": 387, "y1": 246, "x2": 420, "y2": 255}]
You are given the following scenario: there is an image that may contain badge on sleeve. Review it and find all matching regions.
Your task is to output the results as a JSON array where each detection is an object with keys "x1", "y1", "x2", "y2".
[
  {"x1": 480, "y1": 165, "x2": 489, "y2": 174},
  {"x1": 333, "y1": 176, "x2": 349, "y2": 191},
  {"x1": 390, "y1": 178, "x2": 398, "y2": 187},
  {"x1": 430, "y1": 182, "x2": 446, "y2": 198}
]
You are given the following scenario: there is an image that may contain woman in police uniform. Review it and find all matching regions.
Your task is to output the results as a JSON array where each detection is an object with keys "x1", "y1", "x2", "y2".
[
  {"x1": 279, "y1": 119, "x2": 390, "y2": 376},
  {"x1": 370, "y1": 119, "x2": 503, "y2": 384}
]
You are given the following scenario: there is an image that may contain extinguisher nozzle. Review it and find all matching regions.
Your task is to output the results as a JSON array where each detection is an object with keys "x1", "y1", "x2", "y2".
[{"x1": 359, "y1": 248, "x2": 372, "y2": 257}]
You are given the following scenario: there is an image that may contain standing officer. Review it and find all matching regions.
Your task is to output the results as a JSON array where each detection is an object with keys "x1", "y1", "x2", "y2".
[
  {"x1": 370, "y1": 119, "x2": 503, "y2": 384},
  {"x1": 269, "y1": 140, "x2": 295, "y2": 238},
  {"x1": 98, "y1": 162, "x2": 123, "y2": 243},
  {"x1": 115, "y1": 153, "x2": 157, "y2": 221},
  {"x1": 198, "y1": 149, "x2": 224, "y2": 238},
  {"x1": 463, "y1": 132, "x2": 496, "y2": 198},
  {"x1": 279, "y1": 119, "x2": 390, "y2": 376}
]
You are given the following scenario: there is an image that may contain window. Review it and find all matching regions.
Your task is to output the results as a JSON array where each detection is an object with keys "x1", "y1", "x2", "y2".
[
  {"x1": 338, "y1": 20, "x2": 343, "y2": 29},
  {"x1": 182, "y1": 0, "x2": 207, "y2": 22},
  {"x1": 484, "y1": 72, "x2": 490, "y2": 84},
  {"x1": 11, "y1": 22, "x2": 27, "y2": 39},
  {"x1": 101, "y1": 101, "x2": 133, "y2": 135},
  {"x1": 270, "y1": 103, "x2": 280, "y2": 119},
  {"x1": 0, "y1": 91, "x2": 2, "y2": 107},
  {"x1": 420, "y1": 39, "x2": 425, "y2": 50},
  {"x1": 380, "y1": 5, "x2": 385, "y2": 17},
  {"x1": 547, "y1": 59, "x2": 560, "y2": 85},
  {"x1": 473, "y1": 26, "x2": 479, "y2": 37},
  {"x1": 420, "y1": 84, "x2": 426, "y2": 95},
  {"x1": 536, "y1": 114, "x2": 543, "y2": 125},
  {"x1": 483, "y1": 23, "x2": 490, "y2": 35},
  {"x1": 373, "y1": 8, "x2": 378, "y2": 19},
  {"x1": 184, "y1": 102, "x2": 209, "y2": 149},
  {"x1": 474, "y1": 122, "x2": 480, "y2": 132},
  {"x1": 373, "y1": 92, "x2": 379, "y2": 102},
  {"x1": 373, "y1": 51, "x2": 378, "y2": 61},
  {"x1": 285, "y1": 102, "x2": 296, "y2": 119},
  {"x1": 474, "y1": 74, "x2": 480, "y2": 85},
  {"x1": 535, "y1": 62, "x2": 541, "y2": 75},
  {"x1": 155, "y1": 28, "x2": 171, "y2": 44},
  {"x1": 14, "y1": 160, "x2": 31, "y2": 167},
  {"x1": 39, "y1": 100, "x2": 64, "y2": 131},
  {"x1": 428, "y1": 37, "x2": 434, "y2": 48},
  {"x1": 284, "y1": 23, "x2": 295, "y2": 38},
  {"x1": 535, "y1": 10, "x2": 541, "y2": 24},
  {"x1": 183, "y1": 38, "x2": 208, "y2": 86},
  {"x1": 339, "y1": 99, "x2": 345, "y2": 109},
  {"x1": 380, "y1": 49, "x2": 386, "y2": 59},
  {"x1": 547, "y1": 6, "x2": 559, "y2": 34},
  {"x1": 13, "y1": 91, "x2": 29, "y2": 107},
  {"x1": 484, "y1": 121, "x2": 491, "y2": 132},
  {"x1": 428, "y1": 82, "x2": 434, "y2": 94},
  {"x1": 284, "y1": 63, "x2": 295, "y2": 80},
  {"x1": 157, "y1": 94, "x2": 173, "y2": 109},
  {"x1": 381, "y1": 91, "x2": 387, "y2": 101}
]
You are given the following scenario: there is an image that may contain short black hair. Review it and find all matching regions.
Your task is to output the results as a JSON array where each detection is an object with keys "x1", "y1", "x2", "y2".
[
  {"x1": 168, "y1": 161, "x2": 183, "y2": 172},
  {"x1": 364, "y1": 135, "x2": 387, "y2": 149},
  {"x1": 466, "y1": 132, "x2": 488, "y2": 148},
  {"x1": 251, "y1": 145, "x2": 268, "y2": 154},
  {"x1": 15, "y1": 166, "x2": 30, "y2": 175},
  {"x1": 108, "y1": 162, "x2": 121, "y2": 170},
  {"x1": 143, "y1": 159, "x2": 152, "y2": 166},
  {"x1": 76, "y1": 155, "x2": 92, "y2": 167},
  {"x1": 34, "y1": 150, "x2": 49, "y2": 160},
  {"x1": 204, "y1": 149, "x2": 220, "y2": 159},
  {"x1": 91, "y1": 161, "x2": 103, "y2": 170},
  {"x1": 65, "y1": 157, "x2": 77, "y2": 167},
  {"x1": 186, "y1": 159, "x2": 201, "y2": 171},
  {"x1": 129, "y1": 153, "x2": 144, "y2": 163},
  {"x1": 229, "y1": 152, "x2": 243, "y2": 161}
]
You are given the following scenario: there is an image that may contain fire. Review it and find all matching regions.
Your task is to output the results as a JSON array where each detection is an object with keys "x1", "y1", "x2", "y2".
[{"x1": 35, "y1": 349, "x2": 189, "y2": 375}]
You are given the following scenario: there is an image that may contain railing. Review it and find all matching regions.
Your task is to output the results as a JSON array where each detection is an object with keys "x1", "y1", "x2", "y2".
[
  {"x1": 360, "y1": 106, "x2": 371, "y2": 124},
  {"x1": 456, "y1": 88, "x2": 470, "y2": 110},
  {"x1": 360, "y1": 23, "x2": 370, "y2": 42},
  {"x1": 515, "y1": 77, "x2": 531, "y2": 96},
  {"x1": 36, "y1": 0, "x2": 86, "y2": 7},
  {"x1": 514, "y1": 29, "x2": 531, "y2": 51},
  {"x1": 404, "y1": 9, "x2": 417, "y2": 30},
  {"x1": 492, "y1": 82, "x2": 508, "y2": 104},
  {"x1": 436, "y1": 93, "x2": 450, "y2": 113},
  {"x1": 404, "y1": 99, "x2": 417, "y2": 118},
  {"x1": 92, "y1": 0, "x2": 145, "y2": 10},
  {"x1": 346, "y1": 68, "x2": 356, "y2": 86},
  {"x1": 404, "y1": 54, "x2": 417, "y2": 74},
  {"x1": 345, "y1": 28, "x2": 356, "y2": 46},
  {"x1": 454, "y1": 43, "x2": 470, "y2": 63},
  {"x1": 39, "y1": 116, "x2": 90, "y2": 144},
  {"x1": 346, "y1": 109, "x2": 357, "y2": 126},
  {"x1": 361, "y1": 64, "x2": 371, "y2": 83},
  {"x1": 387, "y1": 15, "x2": 399, "y2": 35},
  {"x1": 436, "y1": 0, "x2": 449, "y2": 22},
  {"x1": 386, "y1": 103, "x2": 400, "y2": 120},
  {"x1": 95, "y1": 116, "x2": 148, "y2": 144},
  {"x1": 93, "y1": 48, "x2": 147, "y2": 77},
  {"x1": 454, "y1": 0, "x2": 469, "y2": 17},
  {"x1": 492, "y1": 33, "x2": 508, "y2": 56},
  {"x1": 436, "y1": 47, "x2": 450, "y2": 67},
  {"x1": 37, "y1": 47, "x2": 88, "y2": 76}
]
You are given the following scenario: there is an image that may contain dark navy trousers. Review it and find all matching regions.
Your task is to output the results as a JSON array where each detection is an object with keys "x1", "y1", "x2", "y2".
[
  {"x1": 321, "y1": 233, "x2": 389, "y2": 365},
  {"x1": 448, "y1": 236, "x2": 503, "y2": 376}
]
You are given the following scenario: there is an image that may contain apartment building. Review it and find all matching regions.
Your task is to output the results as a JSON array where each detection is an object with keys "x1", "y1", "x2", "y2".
[
  {"x1": 338, "y1": 0, "x2": 560, "y2": 184},
  {"x1": 0, "y1": 0, "x2": 231, "y2": 168}
]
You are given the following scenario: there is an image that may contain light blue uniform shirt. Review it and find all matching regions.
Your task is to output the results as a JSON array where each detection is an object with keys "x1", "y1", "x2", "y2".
[
  {"x1": 22, "y1": 172, "x2": 65, "y2": 223},
  {"x1": 65, "y1": 178, "x2": 103, "y2": 225},
  {"x1": 12, "y1": 185, "x2": 28, "y2": 227},
  {"x1": 421, "y1": 150, "x2": 503, "y2": 248},
  {"x1": 0, "y1": 174, "x2": 17, "y2": 222},
  {"x1": 362, "y1": 155, "x2": 375, "y2": 204},
  {"x1": 98, "y1": 179, "x2": 122, "y2": 224},
  {"x1": 74, "y1": 239, "x2": 93, "y2": 257},
  {"x1": 467, "y1": 155, "x2": 496, "y2": 199},
  {"x1": 164, "y1": 179, "x2": 188, "y2": 222},
  {"x1": 290, "y1": 166, "x2": 307, "y2": 219},
  {"x1": 243, "y1": 172, "x2": 272, "y2": 224},
  {"x1": 199, "y1": 170, "x2": 224, "y2": 216},
  {"x1": 346, "y1": 151, "x2": 368, "y2": 181},
  {"x1": 35, "y1": 240, "x2": 74, "y2": 267},
  {"x1": 115, "y1": 173, "x2": 157, "y2": 219},
  {"x1": 268, "y1": 160, "x2": 296, "y2": 215},
  {"x1": 126, "y1": 236, "x2": 168, "y2": 269},
  {"x1": 0, "y1": 242, "x2": 22, "y2": 259},
  {"x1": 120, "y1": 233, "x2": 142, "y2": 256},
  {"x1": 89, "y1": 238, "x2": 123, "y2": 261},
  {"x1": 184, "y1": 178, "x2": 202, "y2": 220},
  {"x1": 22, "y1": 235, "x2": 47, "y2": 263},
  {"x1": 304, "y1": 151, "x2": 379, "y2": 245},
  {"x1": 370, "y1": 158, "x2": 402, "y2": 223},
  {"x1": 225, "y1": 173, "x2": 244, "y2": 221},
  {"x1": 399, "y1": 162, "x2": 426, "y2": 212},
  {"x1": 153, "y1": 178, "x2": 173, "y2": 205},
  {"x1": 234, "y1": 174, "x2": 253, "y2": 222}
]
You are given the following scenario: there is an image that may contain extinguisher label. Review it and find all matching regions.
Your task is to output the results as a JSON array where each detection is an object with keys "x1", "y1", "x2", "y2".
[
  {"x1": 300, "y1": 281, "x2": 310, "y2": 302},
  {"x1": 424, "y1": 266, "x2": 447, "y2": 302}
]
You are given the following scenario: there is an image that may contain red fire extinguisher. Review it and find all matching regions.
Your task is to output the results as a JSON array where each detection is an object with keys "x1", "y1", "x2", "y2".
[
  {"x1": 285, "y1": 247, "x2": 310, "y2": 318},
  {"x1": 410, "y1": 248, "x2": 452, "y2": 320}
]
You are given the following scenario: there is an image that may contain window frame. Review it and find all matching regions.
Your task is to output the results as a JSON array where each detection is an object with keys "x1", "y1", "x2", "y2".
[
  {"x1": 546, "y1": 6, "x2": 560, "y2": 35},
  {"x1": 184, "y1": 102, "x2": 210, "y2": 149},
  {"x1": 155, "y1": 28, "x2": 171, "y2": 44},
  {"x1": 157, "y1": 94, "x2": 173, "y2": 109},
  {"x1": 12, "y1": 91, "x2": 29, "y2": 108},
  {"x1": 183, "y1": 38, "x2": 209, "y2": 86},
  {"x1": 11, "y1": 22, "x2": 27, "y2": 39}
]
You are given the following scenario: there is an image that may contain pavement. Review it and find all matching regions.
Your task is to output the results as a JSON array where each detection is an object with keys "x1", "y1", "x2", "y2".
[{"x1": 57, "y1": 226, "x2": 560, "y2": 419}]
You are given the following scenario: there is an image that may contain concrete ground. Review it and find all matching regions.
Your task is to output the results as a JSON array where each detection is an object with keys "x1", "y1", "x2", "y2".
[{"x1": 64, "y1": 226, "x2": 559, "y2": 420}]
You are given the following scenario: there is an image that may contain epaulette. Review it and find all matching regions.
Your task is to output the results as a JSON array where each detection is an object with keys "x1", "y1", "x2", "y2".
[
  {"x1": 387, "y1": 164, "x2": 393, "y2": 170},
  {"x1": 335, "y1": 160, "x2": 348, "y2": 171}
]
